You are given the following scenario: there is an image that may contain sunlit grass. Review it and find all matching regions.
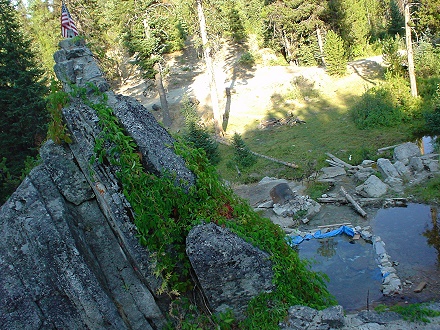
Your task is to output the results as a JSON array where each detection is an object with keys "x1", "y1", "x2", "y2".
[{"x1": 216, "y1": 68, "x2": 419, "y2": 184}]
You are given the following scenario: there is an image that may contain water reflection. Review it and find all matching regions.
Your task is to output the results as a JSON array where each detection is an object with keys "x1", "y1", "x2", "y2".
[
  {"x1": 417, "y1": 136, "x2": 438, "y2": 154},
  {"x1": 372, "y1": 204, "x2": 439, "y2": 277},
  {"x1": 317, "y1": 239, "x2": 337, "y2": 258},
  {"x1": 298, "y1": 236, "x2": 382, "y2": 310},
  {"x1": 423, "y1": 207, "x2": 440, "y2": 268}
]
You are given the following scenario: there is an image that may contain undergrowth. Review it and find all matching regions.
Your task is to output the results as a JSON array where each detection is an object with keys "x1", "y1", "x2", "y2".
[
  {"x1": 46, "y1": 80, "x2": 72, "y2": 144},
  {"x1": 406, "y1": 173, "x2": 440, "y2": 205},
  {"x1": 71, "y1": 83, "x2": 336, "y2": 328}
]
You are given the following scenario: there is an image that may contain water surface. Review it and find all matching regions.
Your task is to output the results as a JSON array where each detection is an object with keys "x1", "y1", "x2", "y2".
[{"x1": 297, "y1": 235, "x2": 382, "y2": 311}]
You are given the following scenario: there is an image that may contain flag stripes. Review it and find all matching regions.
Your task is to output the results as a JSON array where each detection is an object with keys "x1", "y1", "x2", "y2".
[{"x1": 61, "y1": 2, "x2": 78, "y2": 38}]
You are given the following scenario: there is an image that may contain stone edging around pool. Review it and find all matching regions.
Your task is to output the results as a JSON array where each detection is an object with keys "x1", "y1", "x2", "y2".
[{"x1": 291, "y1": 225, "x2": 403, "y2": 296}]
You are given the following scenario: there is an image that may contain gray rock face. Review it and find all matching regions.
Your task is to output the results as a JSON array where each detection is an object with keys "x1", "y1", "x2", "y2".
[
  {"x1": 318, "y1": 166, "x2": 347, "y2": 180},
  {"x1": 1, "y1": 176, "x2": 121, "y2": 330},
  {"x1": 377, "y1": 158, "x2": 400, "y2": 180},
  {"x1": 281, "y1": 305, "x2": 344, "y2": 329},
  {"x1": 186, "y1": 223, "x2": 274, "y2": 319},
  {"x1": 39, "y1": 140, "x2": 95, "y2": 205},
  {"x1": 1, "y1": 38, "x2": 202, "y2": 329},
  {"x1": 409, "y1": 156, "x2": 424, "y2": 172},
  {"x1": 355, "y1": 175, "x2": 388, "y2": 198},
  {"x1": 393, "y1": 160, "x2": 410, "y2": 178},
  {"x1": 393, "y1": 142, "x2": 421, "y2": 165}
]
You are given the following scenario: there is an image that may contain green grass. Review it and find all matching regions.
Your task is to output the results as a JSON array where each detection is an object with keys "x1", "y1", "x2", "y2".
[
  {"x1": 406, "y1": 174, "x2": 440, "y2": 205},
  {"x1": 375, "y1": 303, "x2": 440, "y2": 323},
  {"x1": 216, "y1": 82, "x2": 418, "y2": 184}
]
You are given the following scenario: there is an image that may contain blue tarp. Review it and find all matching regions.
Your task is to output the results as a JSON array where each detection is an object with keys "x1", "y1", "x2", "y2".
[{"x1": 287, "y1": 225, "x2": 355, "y2": 246}]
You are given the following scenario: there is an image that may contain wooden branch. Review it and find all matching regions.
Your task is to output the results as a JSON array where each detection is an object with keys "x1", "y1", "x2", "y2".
[
  {"x1": 377, "y1": 144, "x2": 401, "y2": 153},
  {"x1": 325, "y1": 159, "x2": 344, "y2": 168},
  {"x1": 340, "y1": 186, "x2": 367, "y2": 217},
  {"x1": 317, "y1": 223, "x2": 352, "y2": 228},
  {"x1": 216, "y1": 137, "x2": 298, "y2": 168},
  {"x1": 325, "y1": 153, "x2": 355, "y2": 169},
  {"x1": 318, "y1": 197, "x2": 348, "y2": 204},
  {"x1": 249, "y1": 150, "x2": 298, "y2": 168}
]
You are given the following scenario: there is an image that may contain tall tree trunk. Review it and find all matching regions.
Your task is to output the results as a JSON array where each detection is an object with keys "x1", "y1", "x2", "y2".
[
  {"x1": 196, "y1": 0, "x2": 224, "y2": 135},
  {"x1": 154, "y1": 62, "x2": 171, "y2": 128},
  {"x1": 316, "y1": 27, "x2": 326, "y2": 66},
  {"x1": 282, "y1": 30, "x2": 294, "y2": 65},
  {"x1": 144, "y1": 18, "x2": 171, "y2": 127},
  {"x1": 404, "y1": 1, "x2": 418, "y2": 97}
]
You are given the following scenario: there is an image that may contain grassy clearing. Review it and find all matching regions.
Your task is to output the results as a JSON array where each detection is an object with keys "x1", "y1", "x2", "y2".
[
  {"x1": 375, "y1": 303, "x2": 440, "y2": 323},
  {"x1": 216, "y1": 68, "x2": 418, "y2": 184}
]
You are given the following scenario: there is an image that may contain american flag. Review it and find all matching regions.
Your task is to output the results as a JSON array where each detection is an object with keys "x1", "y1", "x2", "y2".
[{"x1": 61, "y1": 2, "x2": 78, "y2": 38}]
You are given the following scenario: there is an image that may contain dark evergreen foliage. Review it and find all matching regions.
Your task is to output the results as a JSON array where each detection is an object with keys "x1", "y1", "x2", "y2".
[
  {"x1": 232, "y1": 133, "x2": 256, "y2": 169},
  {"x1": 323, "y1": 30, "x2": 347, "y2": 76},
  {"x1": 388, "y1": 0, "x2": 404, "y2": 36},
  {"x1": 0, "y1": 0, "x2": 48, "y2": 202},
  {"x1": 184, "y1": 122, "x2": 221, "y2": 165},
  {"x1": 228, "y1": 6, "x2": 246, "y2": 43}
]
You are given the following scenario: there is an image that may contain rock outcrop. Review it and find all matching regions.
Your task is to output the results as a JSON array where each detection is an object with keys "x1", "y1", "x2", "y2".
[
  {"x1": 186, "y1": 223, "x2": 274, "y2": 319},
  {"x1": 1, "y1": 38, "x2": 198, "y2": 329}
]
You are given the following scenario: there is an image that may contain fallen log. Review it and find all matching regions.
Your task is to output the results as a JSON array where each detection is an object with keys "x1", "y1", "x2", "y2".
[
  {"x1": 249, "y1": 150, "x2": 298, "y2": 168},
  {"x1": 340, "y1": 186, "x2": 367, "y2": 217},
  {"x1": 317, "y1": 223, "x2": 352, "y2": 229},
  {"x1": 377, "y1": 144, "x2": 401, "y2": 153},
  {"x1": 317, "y1": 197, "x2": 348, "y2": 204},
  {"x1": 325, "y1": 153, "x2": 356, "y2": 169},
  {"x1": 216, "y1": 137, "x2": 298, "y2": 168},
  {"x1": 325, "y1": 159, "x2": 344, "y2": 168},
  {"x1": 318, "y1": 197, "x2": 408, "y2": 208}
]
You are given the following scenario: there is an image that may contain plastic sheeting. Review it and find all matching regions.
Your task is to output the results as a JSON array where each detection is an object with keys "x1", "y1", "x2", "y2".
[{"x1": 287, "y1": 225, "x2": 355, "y2": 246}]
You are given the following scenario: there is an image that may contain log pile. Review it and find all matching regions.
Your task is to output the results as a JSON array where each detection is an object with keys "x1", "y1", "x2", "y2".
[{"x1": 259, "y1": 111, "x2": 306, "y2": 129}]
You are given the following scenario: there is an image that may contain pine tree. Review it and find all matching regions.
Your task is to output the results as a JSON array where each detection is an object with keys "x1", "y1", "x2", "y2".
[
  {"x1": 324, "y1": 30, "x2": 347, "y2": 76},
  {"x1": 0, "y1": 0, "x2": 48, "y2": 202},
  {"x1": 388, "y1": 0, "x2": 404, "y2": 36}
]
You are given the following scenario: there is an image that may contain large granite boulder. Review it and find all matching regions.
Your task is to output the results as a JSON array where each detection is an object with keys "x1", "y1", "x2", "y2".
[
  {"x1": 393, "y1": 142, "x2": 421, "y2": 165},
  {"x1": 377, "y1": 158, "x2": 400, "y2": 180},
  {"x1": 355, "y1": 175, "x2": 388, "y2": 198},
  {"x1": 186, "y1": 223, "x2": 274, "y2": 319}
]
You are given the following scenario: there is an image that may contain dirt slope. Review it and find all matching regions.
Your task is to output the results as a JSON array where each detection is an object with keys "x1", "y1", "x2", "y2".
[{"x1": 115, "y1": 44, "x2": 384, "y2": 135}]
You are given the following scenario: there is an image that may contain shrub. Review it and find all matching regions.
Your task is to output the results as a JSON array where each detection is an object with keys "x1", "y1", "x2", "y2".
[
  {"x1": 232, "y1": 133, "x2": 257, "y2": 169},
  {"x1": 415, "y1": 41, "x2": 440, "y2": 78},
  {"x1": 181, "y1": 95, "x2": 220, "y2": 165},
  {"x1": 184, "y1": 122, "x2": 221, "y2": 165},
  {"x1": 238, "y1": 51, "x2": 255, "y2": 67},
  {"x1": 381, "y1": 35, "x2": 406, "y2": 77},
  {"x1": 324, "y1": 30, "x2": 347, "y2": 76},
  {"x1": 352, "y1": 86, "x2": 403, "y2": 128},
  {"x1": 46, "y1": 80, "x2": 72, "y2": 145},
  {"x1": 424, "y1": 84, "x2": 440, "y2": 136},
  {"x1": 352, "y1": 74, "x2": 424, "y2": 129}
]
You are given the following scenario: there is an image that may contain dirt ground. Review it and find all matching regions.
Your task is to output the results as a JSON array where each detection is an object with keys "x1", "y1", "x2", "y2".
[{"x1": 116, "y1": 42, "x2": 384, "y2": 136}]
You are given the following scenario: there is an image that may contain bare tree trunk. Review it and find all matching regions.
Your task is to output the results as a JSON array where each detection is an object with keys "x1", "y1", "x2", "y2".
[
  {"x1": 154, "y1": 62, "x2": 171, "y2": 128},
  {"x1": 143, "y1": 19, "x2": 171, "y2": 127},
  {"x1": 404, "y1": 1, "x2": 418, "y2": 97},
  {"x1": 196, "y1": 0, "x2": 224, "y2": 136},
  {"x1": 282, "y1": 30, "x2": 294, "y2": 65},
  {"x1": 316, "y1": 27, "x2": 326, "y2": 67}
]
